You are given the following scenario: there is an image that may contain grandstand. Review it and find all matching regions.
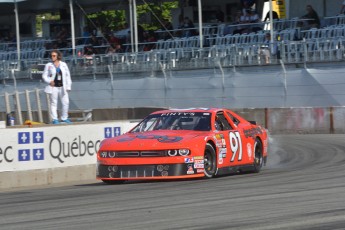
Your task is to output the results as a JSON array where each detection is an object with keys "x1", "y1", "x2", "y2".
[{"x1": 0, "y1": 14, "x2": 344, "y2": 79}]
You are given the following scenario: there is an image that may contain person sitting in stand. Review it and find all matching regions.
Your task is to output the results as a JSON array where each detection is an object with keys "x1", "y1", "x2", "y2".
[
  {"x1": 264, "y1": 10, "x2": 279, "y2": 21},
  {"x1": 300, "y1": 5, "x2": 320, "y2": 29},
  {"x1": 258, "y1": 33, "x2": 278, "y2": 64},
  {"x1": 160, "y1": 19, "x2": 174, "y2": 40},
  {"x1": 83, "y1": 45, "x2": 97, "y2": 65},
  {"x1": 56, "y1": 26, "x2": 69, "y2": 48},
  {"x1": 107, "y1": 45, "x2": 116, "y2": 55},
  {"x1": 215, "y1": 9, "x2": 225, "y2": 23},
  {"x1": 341, "y1": 0, "x2": 345, "y2": 14},
  {"x1": 237, "y1": 9, "x2": 251, "y2": 34},
  {"x1": 179, "y1": 17, "x2": 196, "y2": 37},
  {"x1": 143, "y1": 31, "x2": 157, "y2": 51},
  {"x1": 248, "y1": 9, "x2": 262, "y2": 32},
  {"x1": 114, "y1": 43, "x2": 124, "y2": 53},
  {"x1": 90, "y1": 35, "x2": 100, "y2": 46},
  {"x1": 108, "y1": 33, "x2": 121, "y2": 47},
  {"x1": 81, "y1": 26, "x2": 91, "y2": 45}
]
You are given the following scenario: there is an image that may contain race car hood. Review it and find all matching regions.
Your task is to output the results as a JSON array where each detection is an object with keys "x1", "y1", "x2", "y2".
[{"x1": 100, "y1": 130, "x2": 207, "y2": 150}]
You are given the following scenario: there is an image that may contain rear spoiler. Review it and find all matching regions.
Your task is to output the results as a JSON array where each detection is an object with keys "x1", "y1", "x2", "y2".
[{"x1": 249, "y1": 121, "x2": 257, "y2": 125}]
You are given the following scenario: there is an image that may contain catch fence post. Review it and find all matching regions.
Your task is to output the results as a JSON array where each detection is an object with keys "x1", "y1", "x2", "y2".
[
  {"x1": 25, "y1": 90, "x2": 33, "y2": 122},
  {"x1": 14, "y1": 91, "x2": 23, "y2": 125},
  {"x1": 35, "y1": 89, "x2": 43, "y2": 123}
]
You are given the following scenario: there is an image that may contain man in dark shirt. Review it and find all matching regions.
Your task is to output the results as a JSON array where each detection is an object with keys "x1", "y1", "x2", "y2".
[{"x1": 301, "y1": 5, "x2": 320, "y2": 29}]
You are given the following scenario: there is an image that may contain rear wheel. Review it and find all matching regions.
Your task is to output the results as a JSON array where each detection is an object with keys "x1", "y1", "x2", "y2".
[
  {"x1": 204, "y1": 143, "x2": 217, "y2": 178},
  {"x1": 252, "y1": 138, "x2": 263, "y2": 173}
]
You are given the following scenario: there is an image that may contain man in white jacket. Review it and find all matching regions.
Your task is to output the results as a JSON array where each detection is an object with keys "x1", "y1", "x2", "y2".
[{"x1": 42, "y1": 50, "x2": 72, "y2": 124}]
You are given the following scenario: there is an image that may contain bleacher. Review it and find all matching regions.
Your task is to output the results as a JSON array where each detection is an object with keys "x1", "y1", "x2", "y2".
[{"x1": 1, "y1": 14, "x2": 345, "y2": 82}]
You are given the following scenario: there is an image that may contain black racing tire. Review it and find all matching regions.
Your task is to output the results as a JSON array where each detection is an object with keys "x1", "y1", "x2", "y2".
[
  {"x1": 252, "y1": 138, "x2": 264, "y2": 173},
  {"x1": 101, "y1": 179, "x2": 126, "y2": 185},
  {"x1": 204, "y1": 143, "x2": 217, "y2": 178}
]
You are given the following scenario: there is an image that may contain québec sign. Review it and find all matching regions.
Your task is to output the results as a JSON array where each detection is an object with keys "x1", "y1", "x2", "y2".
[{"x1": 0, "y1": 121, "x2": 136, "y2": 172}]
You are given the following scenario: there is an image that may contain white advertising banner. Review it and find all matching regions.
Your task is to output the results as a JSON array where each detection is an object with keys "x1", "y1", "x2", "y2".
[{"x1": 0, "y1": 121, "x2": 138, "y2": 172}]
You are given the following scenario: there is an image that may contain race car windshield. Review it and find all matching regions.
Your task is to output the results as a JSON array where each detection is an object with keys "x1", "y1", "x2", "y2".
[{"x1": 131, "y1": 112, "x2": 212, "y2": 132}]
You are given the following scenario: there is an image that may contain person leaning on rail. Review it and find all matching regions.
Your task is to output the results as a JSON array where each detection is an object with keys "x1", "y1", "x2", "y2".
[{"x1": 42, "y1": 49, "x2": 72, "y2": 124}]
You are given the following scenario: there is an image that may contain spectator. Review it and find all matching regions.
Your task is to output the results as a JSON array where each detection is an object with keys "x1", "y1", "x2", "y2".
[
  {"x1": 83, "y1": 45, "x2": 97, "y2": 65},
  {"x1": 107, "y1": 45, "x2": 116, "y2": 55},
  {"x1": 6, "y1": 32, "x2": 16, "y2": 50},
  {"x1": 108, "y1": 33, "x2": 121, "y2": 47},
  {"x1": 84, "y1": 45, "x2": 97, "y2": 56},
  {"x1": 42, "y1": 50, "x2": 72, "y2": 124},
  {"x1": 241, "y1": 0, "x2": 252, "y2": 17},
  {"x1": 90, "y1": 35, "x2": 100, "y2": 47},
  {"x1": 249, "y1": 9, "x2": 263, "y2": 32},
  {"x1": 163, "y1": 19, "x2": 173, "y2": 31},
  {"x1": 82, "y1": 26, "x2": 91, "y2": 45},
  {"x1": 143, "y1": 31, "x2": 157, "y2": 51},
  {"x1": 341, "y1": 1, "x2": 345, "y2": 14},
  {"x1": 179, "y1": 17, "x2": 196, "y2": 37},
  {"x1": 232, "y1": 10, "x2": 248, "y2": 34},
  {"x1": 114, "y1": 43, "x2": 124, "y2": 53},
  {"x1": 264, "y1": 11, "x2": 279, "y2": 21},
  {"x1": 160, "y1": 19, "x2": 173, "y2": 40},
  {"x1": 56, "y1": 26, "x2": 69, "y2": 48},
  {"x1": 215, "y1": 9, "x2": 225, "y2": 23},
  {"x1": 301, "y1": 5, "x2": 320, "y2": 29},
  {"x1": 238, "y1": 9, "x2": 252, "y2": 34},
  {"x1": 258, "y1": 33, "x2": 278, "y2": 64}
]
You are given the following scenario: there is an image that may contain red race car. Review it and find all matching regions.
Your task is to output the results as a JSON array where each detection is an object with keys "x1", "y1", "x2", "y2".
[{"x1": 97, "y1": 108, "x2": 268, "y2": 184}]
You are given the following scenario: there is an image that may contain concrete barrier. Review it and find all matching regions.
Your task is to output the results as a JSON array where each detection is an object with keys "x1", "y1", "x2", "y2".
[
  {"x1": 0, "y1": 120, "x2": 138, "y2": 190},
  {"x1": 0, "y1": 164, "x2": 96, "y2": 190}
]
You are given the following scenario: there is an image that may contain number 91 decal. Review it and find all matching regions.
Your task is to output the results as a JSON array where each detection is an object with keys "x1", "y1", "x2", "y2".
[{"x1": 229, "y1": 131, "x2": 243, "y2": 162}]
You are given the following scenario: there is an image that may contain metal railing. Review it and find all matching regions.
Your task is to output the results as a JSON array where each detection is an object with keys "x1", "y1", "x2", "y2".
[
  {"x1": 1, "y1": 89, "x2": 46, "y2": 125},
  {"x1": 1, "y1": 36, "x2": 345, "y2": 84}
]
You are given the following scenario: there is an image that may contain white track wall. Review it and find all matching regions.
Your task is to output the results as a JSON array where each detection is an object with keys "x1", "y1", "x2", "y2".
[{"x1": 0, "y1": 121, "x2": 137, "y2": 173}]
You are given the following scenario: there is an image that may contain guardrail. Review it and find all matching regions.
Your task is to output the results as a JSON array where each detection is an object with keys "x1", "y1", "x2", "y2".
[{"x1": 1, "y1": 89, "x2": 45, "y2": 125}]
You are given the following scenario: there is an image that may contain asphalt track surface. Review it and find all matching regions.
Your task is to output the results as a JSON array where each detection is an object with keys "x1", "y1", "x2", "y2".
[{"x1": 1, "y1": 134, "x2": 345, "y2": 230}]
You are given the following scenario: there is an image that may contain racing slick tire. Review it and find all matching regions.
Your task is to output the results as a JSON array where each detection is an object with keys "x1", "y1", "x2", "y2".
[
  {"x1": 101, "y1": 179, "x2": 126, "y2": 185},
  {"x1": 252, "y1": 138, "x2": 264, "y2": 173},
  {"x1": 204, "y1": 143, "x2": 217, "y2": 178}
]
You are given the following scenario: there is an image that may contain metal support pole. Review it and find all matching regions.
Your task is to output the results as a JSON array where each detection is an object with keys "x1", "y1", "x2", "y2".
[
  {"x1": 5, "y1": 92, "x2": 11, "y2": 114},
  {"x1": 129, "y1": 0, "x2": 134, "y2": 53},
  {"x1": 69, "y1": 0, "x2": 76, "y2": 56},
  {"x1": 14, "y1": 91, "x2": 23, "y2": 125},
  {"x1": 35, "y1": 89, "x2": 43, "y2": 123},
  {"x1": 25, "y1": 90, "x2": 33, "y2": 122},
  {"x1": 133, "y1": 0, "x2": 138, "y2": 53},
  {"x1": 269, "y1": 0, "x2": 274, "y2": 63},
  {"x1": 198, "y1": 0, "x2": 203, "y2": 48},
  {"x1": 45, "y1": 93, "x2": 52, "y2": 123},
  {"x1": 14, "y1": 0, "x2": 21, "y2": 70}
]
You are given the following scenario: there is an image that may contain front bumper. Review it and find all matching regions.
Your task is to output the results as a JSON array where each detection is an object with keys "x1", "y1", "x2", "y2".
[{"x1": 97, "y1": 163, "x2": 204, "y2": 180}]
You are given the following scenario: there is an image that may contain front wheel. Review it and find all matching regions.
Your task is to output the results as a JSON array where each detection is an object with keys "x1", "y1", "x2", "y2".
[
  {"x1": 252, "y1": 138, "x2": 263, "y2": 173},
  {"x1": 204, "y1": 143, "x2": 217, "y2": 178}
]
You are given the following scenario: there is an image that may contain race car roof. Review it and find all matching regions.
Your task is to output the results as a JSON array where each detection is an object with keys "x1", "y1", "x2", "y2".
[{"x1": 152, "y1": 108, "x2": 223, "y2": 114}]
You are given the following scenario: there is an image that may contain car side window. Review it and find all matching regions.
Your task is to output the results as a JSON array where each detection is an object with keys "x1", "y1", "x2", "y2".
[
  {"x1": 226, "y1": 112, "x2": 240, "y2": 126},
  {"x1": 215, "y1": 113, "x2": 233, "y2": 130}
]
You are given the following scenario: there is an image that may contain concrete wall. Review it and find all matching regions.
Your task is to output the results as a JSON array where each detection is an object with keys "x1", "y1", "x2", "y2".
[{"x1": 0, "y1": 165, "x2": 95, "y2": 190}]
